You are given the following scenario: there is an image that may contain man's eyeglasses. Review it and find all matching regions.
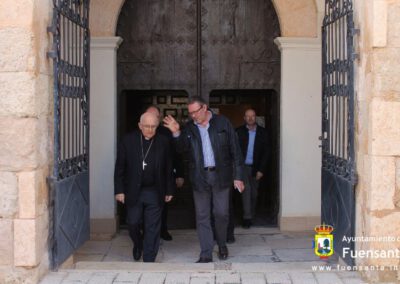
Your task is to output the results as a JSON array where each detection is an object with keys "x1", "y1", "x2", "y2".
[
  {"x1": 141, "y1": 124, "x2": 158, "y2": 130},
  {"x1": 188, "y1": 105, "x2": 204, "y2": 116}
]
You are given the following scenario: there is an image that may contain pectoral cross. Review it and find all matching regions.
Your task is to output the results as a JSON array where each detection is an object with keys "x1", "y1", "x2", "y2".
[{"x1": 142, "y1": 161, "x2": 147, "y2": 170}]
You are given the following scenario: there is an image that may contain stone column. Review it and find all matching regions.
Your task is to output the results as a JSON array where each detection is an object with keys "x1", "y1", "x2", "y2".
[
  {"x1": 274, "y1": 37, "x2": 322, "y2": 231},
  {"x1": 90, "y1": 36, "x2": 123, "y2": 238}
]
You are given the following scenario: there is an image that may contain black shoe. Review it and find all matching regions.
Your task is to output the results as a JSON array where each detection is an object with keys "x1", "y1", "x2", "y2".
[
  {"x1": 218, "y1": 246, "x2": 229, "y2": 260},
  {"x1": 195, "y1": 257, "x2": 213, "y2": 263},
  {"x1": 227, "y1": 235, "x2": 235, "y2": 244},
  {"x1": 161, "y1": 230, "x2": 173, "y2": 241},
  {"x1": 242, "y1": 219, "x2": 252, "y2": 229},
  {"x1": 132, "y1": 245, "x2": 142, "y2": 261}
]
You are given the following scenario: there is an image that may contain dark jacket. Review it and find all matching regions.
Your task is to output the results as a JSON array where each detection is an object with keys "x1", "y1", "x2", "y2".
[
  {"x1": 157, "y1": 125, "x2": 184, "y2": 178},
  {"x1": 114, "y1": 130, "x2": 174, "y2": 206},
  {"x1": 175, "y1": 113, "x2": 244, "y2": 190},
  {"x1": 236, "y1": 124, "x2": 269, "y2": 177}
]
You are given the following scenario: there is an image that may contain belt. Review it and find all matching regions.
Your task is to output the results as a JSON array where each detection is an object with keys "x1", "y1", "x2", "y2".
[{"x1": 204, "y1": 166, "x2": 216, "y2": 171}]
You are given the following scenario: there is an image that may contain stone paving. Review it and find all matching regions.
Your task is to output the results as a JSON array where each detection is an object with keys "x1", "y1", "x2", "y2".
[{"x1": 40, "y1": 228, "x2": 371, "y2": 283}]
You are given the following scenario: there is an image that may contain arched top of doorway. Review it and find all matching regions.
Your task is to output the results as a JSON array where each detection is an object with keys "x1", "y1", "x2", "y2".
[{"x1": 90, "y1": 0, "x2": 320, "y2": 38}]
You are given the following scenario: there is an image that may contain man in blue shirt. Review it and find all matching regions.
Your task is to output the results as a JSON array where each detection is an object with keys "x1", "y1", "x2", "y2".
[
  {"x1": 163, "y1": 96, "x2": 244, "y2": 263},
  {"x1": 236, "y1": 109, "x2": 269, "y2": 228}
]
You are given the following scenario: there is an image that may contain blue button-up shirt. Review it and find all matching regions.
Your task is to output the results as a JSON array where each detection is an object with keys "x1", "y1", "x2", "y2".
[
  {"x1": 196, "y1": 120, "x2": 216, "y2": 167},
  {"x1": 245, "y1": 127, "x2": 256, "y2": 165}
]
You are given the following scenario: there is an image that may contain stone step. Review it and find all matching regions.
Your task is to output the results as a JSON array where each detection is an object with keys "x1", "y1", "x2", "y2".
[{"x1": 71, "y1": 261, "x2": 336, "y2": 273}]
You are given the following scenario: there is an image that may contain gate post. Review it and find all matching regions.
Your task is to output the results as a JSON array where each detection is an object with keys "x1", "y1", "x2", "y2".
[
  {"x1": 90, "y1": 37, "x2": 123, "y2": 238},
  {"x1": 274, "y1": 37, "x2": 322, "y2": 231}
]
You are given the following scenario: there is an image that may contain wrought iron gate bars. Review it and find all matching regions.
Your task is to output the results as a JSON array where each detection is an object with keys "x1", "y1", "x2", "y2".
[
  {"x1": 48, "y1": 0, "x2": 90, "y2": 180},
  {"x1": 322, "y1": 0, "x2": 357, "y2": 185}
]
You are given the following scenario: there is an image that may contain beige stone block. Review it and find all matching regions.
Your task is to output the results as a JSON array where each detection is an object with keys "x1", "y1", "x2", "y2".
[
  {"x1": 0, "y1": 219, "x2": 13, "y2": 265},
  {"x1": 0, "y1": 266, "x2": 40, "y2": 284},
  {"x1": 373, "y1": 49, "x2": 400, "y2": 97},
  {"x1": 90, "y1": 0, "x2": 125, "y2": 36},
  {"x1": 0, "y1": 73, "x2": 51, "y2": 117},
  {"x1": 364, "y1": 155, "x2": 396, "y2": 210},
  {"x1": 0, "y1": 28, "x2": 35, "y2": 72},
  {"x1": 18, "y1": 170, "x2": 47, "y2": 219},
  {"x1": 387, "y1": 2, "x2": 400, "y2": 47},
  {"x1": 395, "y1": 158, "x2": 400, "y2": 207},
  {"x1": 364, "y1": 213, "x2": 400, "y2": 266},
  {"x1": 372, "y1": 0, "x2": 388, "y2": 47},
  {"x1": 273, "y1": 0, "x2": 317, "y2": 37},
  {"x1": 33, "y1": 0, "x2": 52, "y2": 75},
  {"x1": 0, "y1": 117, "x2": 50, "y2": 171},
  {"x1": 0, "y1": 172, "x2": 18, "y2": 218},
  {"x1": 369, "y1": 99, "x2": 400, "y2": 156},
  {"x1": 14, "y1": 219, "x2": 38, "y2": 266},
  {"x1": 0, "y1": 0, "x2": 34, "y2": 29},
  {"x1": 34, "y1": 74, "x2": 52, "y2": 116},
  {"x1": 0, "y1": 72, "x2": 35, "y2": 117}
]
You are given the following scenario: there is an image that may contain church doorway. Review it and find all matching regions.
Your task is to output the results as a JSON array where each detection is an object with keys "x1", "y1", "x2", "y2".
[
  {"x1": 117, "y1": 90, "x2": 279, "y2": 229},
  {"x1": 116, "y1": 0, "x2": 281, "y2": 229}
]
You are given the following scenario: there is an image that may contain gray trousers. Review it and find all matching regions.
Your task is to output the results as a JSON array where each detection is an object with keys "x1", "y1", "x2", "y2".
[
  {"x1": 242, "y1": 165, "x2": 259, "y2": 220},
  {"x1": 193, "y1": 171, "x2": 230, "y2": 259}
]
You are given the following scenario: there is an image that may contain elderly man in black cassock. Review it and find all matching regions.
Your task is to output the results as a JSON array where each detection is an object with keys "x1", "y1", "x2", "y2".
[{"x1": 114, "y1": 112, "x2": 174, "y2": 262}]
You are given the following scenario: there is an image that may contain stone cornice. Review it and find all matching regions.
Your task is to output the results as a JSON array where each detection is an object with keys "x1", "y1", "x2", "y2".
[
  {"x1": 91, "y1": 37, "x2": 123, "y2": 50},
  {"x1": 274, "y1": 37, "x2": 321, "y2": 51}
]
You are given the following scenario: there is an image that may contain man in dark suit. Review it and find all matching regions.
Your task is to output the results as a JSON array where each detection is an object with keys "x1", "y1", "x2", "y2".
[
  {"x1": 114, "y1": 112, "x2": 174, "y2": 262},
  {"x1": 146, "y1": 105, "x2": 184, "y2": 241},
  {"x1": 163, "y1": 96, "x2": 244, "y2": 263},
  {"x1": 236, "y1": 108, "x2": 269, "y2": 228}
]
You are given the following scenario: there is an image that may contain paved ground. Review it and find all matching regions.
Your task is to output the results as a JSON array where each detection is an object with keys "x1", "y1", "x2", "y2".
[{"x1": 40, "y1": 228, "x2": 370, "y2": 283}]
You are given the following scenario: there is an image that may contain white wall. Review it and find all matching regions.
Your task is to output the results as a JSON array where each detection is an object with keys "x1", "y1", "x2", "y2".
[
  {"x1": 275, "y1": 37, "x2": 322, "y2": 229},
  {"x1": 89, "y1": 37, "x2": 122, "y2": 235}
]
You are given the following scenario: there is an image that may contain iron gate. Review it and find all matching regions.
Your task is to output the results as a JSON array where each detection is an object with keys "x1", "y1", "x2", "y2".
[
  {"x1": 321, "y1": 0, "x2": 358, "y2": 265},
  {"x1": 47, "y1": 0, "x2": 90, "y2": 269}
]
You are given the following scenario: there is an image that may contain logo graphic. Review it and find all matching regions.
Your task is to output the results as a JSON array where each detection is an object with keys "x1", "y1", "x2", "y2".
[{"x1": 313, "y1": 224, "x2": 334, "y2": 259}]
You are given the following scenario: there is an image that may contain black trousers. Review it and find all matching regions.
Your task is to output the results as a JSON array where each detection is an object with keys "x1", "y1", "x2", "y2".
[
  {"x1": 127, "y1": 190, "x2": 162, "y2": 262},
  {"x1": 161, "y1": 202, "x2": 168, "y2": 233}
]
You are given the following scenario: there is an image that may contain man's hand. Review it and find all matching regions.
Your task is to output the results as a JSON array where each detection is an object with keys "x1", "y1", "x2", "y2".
[
  {"x1": 165, "y1": 195, "x2": 173, "y2": 202},
  {"x1": 233, "y1": 180, "x2": 245, "y2": 193},
  {"x1": 256, "y1": 171, "x2": 264, "y2": 181},
  {"x1": 176, "y1": 177, "x2": 184, "y2": 188},
  {"x1": 115, "y1": 193, "x2": 125, "y2": 204},
  {"x1": 163, "y1": 115, "x2": 180, "y2": 134}
]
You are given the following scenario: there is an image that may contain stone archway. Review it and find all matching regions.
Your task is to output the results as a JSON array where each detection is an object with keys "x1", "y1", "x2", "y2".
[
  {"x1": 88, "y1": 0, "x2": 322, "y2": 236},
  {"x1": 89, "y1": 0, "x2": 320, "y2": 37}
]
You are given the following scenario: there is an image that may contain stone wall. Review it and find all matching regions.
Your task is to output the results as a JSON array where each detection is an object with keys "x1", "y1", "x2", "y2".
[
  {"x1": 354, "y1": 0, "x2": 400, "y2": 282},
  {"x1": 0, "y1": 0, "x2": 53, "y2": 283},
  {"x1": 89, "y1": 0, "x2": 318, "y2": 37}
]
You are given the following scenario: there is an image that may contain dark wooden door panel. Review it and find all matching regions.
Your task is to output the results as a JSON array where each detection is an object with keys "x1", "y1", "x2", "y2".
[
  {"x1": 201, "y1": 0, "x2": 280, "y2": 93},
  {"x1": 118, "y1": 0, "x2": 280, "y2": 96},
  {"x1": 117, "y1": 0, "x2": 197, "y2": 91}
]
